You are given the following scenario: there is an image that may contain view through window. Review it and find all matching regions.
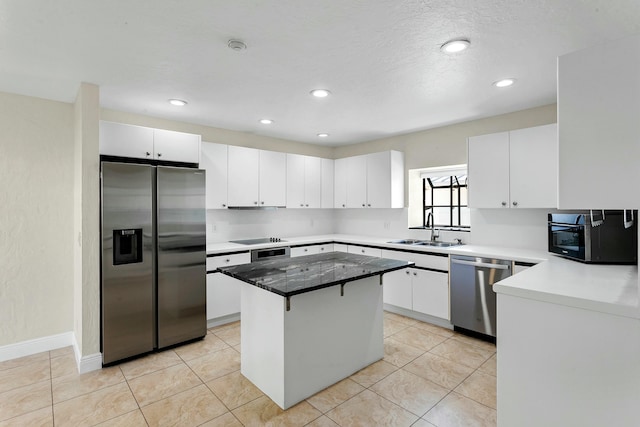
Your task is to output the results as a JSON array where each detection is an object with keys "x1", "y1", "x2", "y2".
[{"x1": 422, "y1": 166, "x2": 470, "y2": 230}]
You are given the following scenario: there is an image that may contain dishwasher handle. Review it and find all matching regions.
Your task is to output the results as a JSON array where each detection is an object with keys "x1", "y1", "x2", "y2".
[{"x1": 451, "y1": 258, "x2": 511, "y2": 270}]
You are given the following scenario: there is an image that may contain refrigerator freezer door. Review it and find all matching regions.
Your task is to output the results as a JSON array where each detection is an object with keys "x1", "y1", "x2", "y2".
[
  {"x1": 101, "y1": 163, "x2": 154, "y2": 364},
  {"x1": 156, "y1": 167, "x2": 207, "y2": 348}
]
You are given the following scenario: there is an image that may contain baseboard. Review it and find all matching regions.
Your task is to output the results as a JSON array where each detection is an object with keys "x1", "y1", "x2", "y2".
[
  {"x1": 0, "y1": 332, "x2": 75, "y2": 363},
  {"x1": 383, "y1": 304, "x2": 453, "y2": 329},
  {"x1": 207, "y1": 313, "x2": 241, "y2": 329},
  {"x1": 71, "y1": 335, "x2": 102, "y2": 374}
]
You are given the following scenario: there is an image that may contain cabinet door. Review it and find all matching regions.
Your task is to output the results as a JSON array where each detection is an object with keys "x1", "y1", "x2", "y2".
[
  {"x1": 366, "y1": 151, "x2": 391, "y2": 208},
  {"x1": 334, "y1": 158, "x2": 348, "y2": 208},
  {"x1": 468, "y1": 131, "x2": 510, "y2": 208},
  {"x1": 321, "y1": 158, "x2": 335, "y2": 209},
  {"x1": 153, "y1": 129, "x2": 201, "y2": 164},
  {"x1": 259, "y1": 150, "x2": 287, "y2": 206},
  {"x1": 227, "y1": 146, "x2": 259, "y2": 206},
  {"x1": 99, "y1": 121, "x2": 154, "y2": 160},
  {"x1": 304, "y1": 156, "x2": 322, "y2": 208},
  {"x1": 200, "y1": 142, "x2": 228, "y2": 209},
  {"x1": 286, "y1": 154, "x2": 306, "y2": 208},
  {"x1": 509, "y1": 124, "x2": 558, "y2": 208},
  {"x1": 558, "y1": 34, "x2": 640, "y2": 209},
  {"x1": 412, "y1": 270, "x2": 449, "y2": 320},
  {"x1": 206, "y1": 272, "x2": 241, "y2": 320},
  {"x1": 383, "y1": 269, "x2": 413, "y2": 310},
  {"x1": 346, "y1": 155, "x2": 368, "y2": 208}
]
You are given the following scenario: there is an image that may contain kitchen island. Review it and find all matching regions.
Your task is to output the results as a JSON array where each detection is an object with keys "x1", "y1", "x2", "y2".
[{"x1": 218, "y1": 251, "x2": 413, "y2": 409}]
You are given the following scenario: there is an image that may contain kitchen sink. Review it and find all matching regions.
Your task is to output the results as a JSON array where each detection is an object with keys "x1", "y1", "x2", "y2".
[
  {"x1": 387, "y1": 239, "x2": 464, "y2": 247},
  {"x1": 413, "y1": 241, "x2": 463, "y2": 247}
]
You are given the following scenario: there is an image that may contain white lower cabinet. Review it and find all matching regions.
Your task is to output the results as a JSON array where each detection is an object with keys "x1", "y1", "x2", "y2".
[
  {"x1": 411, "y1": 269, "x2": 449, "y2": 320},
  {"x1": 206, "y1": 252, "x2": 250, "y2": 320},
  {"x1": 381, "y1": 249, "x2": 450, "y2": 321},
  {"x1": 383, "y1": 269, "x2": 413, "y2": 309}
]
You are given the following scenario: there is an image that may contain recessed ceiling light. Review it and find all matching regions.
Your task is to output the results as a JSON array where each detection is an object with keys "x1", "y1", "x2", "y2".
[
  {"x1": 168, "y1": 99, "x2": 187, "y2": 106},
  {"x1": 228, "y1": 39, "x2": 247, "y2": 51},
  {"x1": 259, "y1": 119, "x2": 274, "y2": 125},
  {"x1": 317, "y1": 133, "x2": 329, "y2": 138},
  {"x1": 440, "y1": 39, "x2": 470, "y2": 53},
  {"x1": 493, "y1": 78, "x2": 516, "y2": 88},
  {"x1": 310, "y1": 89, "x2": 331, "y2": 98}
]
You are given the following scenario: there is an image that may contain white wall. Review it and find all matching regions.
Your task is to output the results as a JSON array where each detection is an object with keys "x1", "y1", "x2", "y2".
[
  {"x1": 0, "y1": 92, "x2": 75, "y2": 346},
  {"x1": 206, "y1": 209, "x2": 335, "y2": 243}
]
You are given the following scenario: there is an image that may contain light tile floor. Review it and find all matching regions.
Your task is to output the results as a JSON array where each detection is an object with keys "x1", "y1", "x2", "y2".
[{"x1": 0, "y1": 312, "x2": 496, "y2": 426}]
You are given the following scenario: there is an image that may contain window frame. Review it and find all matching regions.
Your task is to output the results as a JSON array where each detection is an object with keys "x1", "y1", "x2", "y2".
[{"x1": 423, "y1": 174, "x2": 470, "y2": 230}]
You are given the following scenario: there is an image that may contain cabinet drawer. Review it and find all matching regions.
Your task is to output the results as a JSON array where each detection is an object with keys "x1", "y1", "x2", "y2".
[
  {"x1": 291, "y1": 246, "x2": 320, "y2": 257},
  {"x1": 348, "y1": 245, "x2": 382, "y2": 257},
  {"x1": 207, "y1": 252, "x2": 251, "y2": 270},
  {"x1": 380, "y1": 249, "x2": 449, "y2": 271}
]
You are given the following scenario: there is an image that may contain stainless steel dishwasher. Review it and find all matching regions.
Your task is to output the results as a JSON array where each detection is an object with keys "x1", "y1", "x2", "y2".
[{"x1": 450, "y1": 255, "x2": 512, "y2": 337}]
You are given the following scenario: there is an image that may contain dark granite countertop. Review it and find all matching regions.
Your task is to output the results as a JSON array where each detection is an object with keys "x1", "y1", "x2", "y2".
[{"x1": 217, "y1": 252, "x2": 414, "y2": 297}]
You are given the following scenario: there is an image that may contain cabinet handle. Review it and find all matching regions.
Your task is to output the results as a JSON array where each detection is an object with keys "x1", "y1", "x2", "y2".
[
  {"x1": 261, "y1": 201, "x2": 264, "y2": 205},
  {"x1": 367, "y1": 204, "x2": 371, "y2": 207},
  {"x1": 145, "y1": 152, "x2": 151, "y2": 157},
  {"x1": 300, "y1": 204, "x2": 304, "y2": 207},
  {"x1": 501, "y1": 201, "x2": 507, "y2": 207},
  {"x1": 405, "y1": 270, "x2": 410, "y2": 275},
  {"x1": 254, "y1": 201, "x2": 258, "y2": 205},
  {"x1": 361, "y1": 249, "x2": 365, "y2": 253},
  {"x1": 304, "y1": 248, "x2": 308, "y2": 252},
  {"x1": 342, "y1": 204, "x2": 346, "y2": 208},
  {"x1": 222, "y1": 204, "x2": 226, "y2": 207},
  {"x1": 225, "y1": 259, "x2": 230, "y2": 263},
  {"x1": 320, "y1": 247, "x2": 324, "y2": 251},
  {"x1": 413, "y1": 272, "x2": 417, "y2": 276},
  {"x1": 512, "y1": 201, "x2": 518, "y2": 207},
  {"x1": 305, "y1": 204, "x2": 309, "y2": 207},
  {"x1": 157, "y1": 153, "x2": 162, "y2": 158},
  {"x1": 362, "y1": 204, "x2": 365, "y2": 207}
]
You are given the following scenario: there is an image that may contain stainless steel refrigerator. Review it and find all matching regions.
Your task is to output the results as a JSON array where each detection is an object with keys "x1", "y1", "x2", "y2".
[{"x1": 101, "y1": 161, "x2": 206, "y2": 365}]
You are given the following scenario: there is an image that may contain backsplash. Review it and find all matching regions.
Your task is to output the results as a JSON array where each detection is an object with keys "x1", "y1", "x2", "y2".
[
  {"x1": 207, "y1": 207, "x2": 551, "y2": 251},
  {"x1": 206, "y1": 208, "x2": 335, "y2": 243}
]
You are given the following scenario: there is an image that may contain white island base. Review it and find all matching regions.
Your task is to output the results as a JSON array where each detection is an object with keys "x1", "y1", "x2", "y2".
[{"x1": 240, "y1": 276, "x2": 384, "y2": 410}]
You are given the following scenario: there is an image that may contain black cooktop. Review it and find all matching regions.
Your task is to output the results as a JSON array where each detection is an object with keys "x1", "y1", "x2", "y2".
[{"x1": 229, "y1": 237, "x2": 286, "y2": 245}]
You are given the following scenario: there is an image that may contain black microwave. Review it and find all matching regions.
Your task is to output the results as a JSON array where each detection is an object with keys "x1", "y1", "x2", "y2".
[{"x1": 548, "y1": 211, "x2": 637, "y2": 264}]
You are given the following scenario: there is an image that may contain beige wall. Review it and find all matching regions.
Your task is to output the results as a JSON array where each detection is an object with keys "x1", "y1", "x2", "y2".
[
  {"x1": 0, "y1": 92, "x2": 75, "y2": 346},
  {"x1": 334, "y1": 104, "x2": 557, "y2": 166},
  {"x1": 100, "y1": 109, "x2": 334, "y2": 159},
  {"x1": 73, "y1": 84, "x2": 101, "y2": 356}
]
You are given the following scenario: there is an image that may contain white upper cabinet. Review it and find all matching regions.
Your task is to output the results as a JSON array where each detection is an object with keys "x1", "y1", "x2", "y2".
[
  {"x1": 321, "y1": 158, "x2": 334, "y2": 208},
  {"x1": 227, "y1": 146, "x2": 286, "y2": 207},
  {"x1": 153, "y1": 129, "x2": 200, "y2": 163},
  {"x1": 100, "y1": 121, "x2": 154, "y2": 159},
  {"x1": 200, "y1": 142, "x2": 228, "y2": 209},
  {"x1": 346, "y1": 155, "x2": 368, "y2": 208},
  {"x1": 99, "y1": 121, "x2": 200, "y2": 164},
  {"x1": 227, "y1": 146, "x2": 260, "y2": 207},
  {"x1": 286, "y1": 154, "x2": 322, "y2": 208},
  {"x1": 334, "y1": 158, "x2": 348, "y2": 208},
  {"x1": 336, "y1": 151, "x2": 405, "y2": 209},
  {"x1": 509, "y1": 124, "x2": 558, "y2": 208},
  {"x1": 259, "y1": 150, "x2": 287, "y2": 207},
  {"x1": 558, "y1": 34, "x2": 640, "y2": 209},
  {"x1": 468, "y1": 124, "x2": 558, "y2": 209}
]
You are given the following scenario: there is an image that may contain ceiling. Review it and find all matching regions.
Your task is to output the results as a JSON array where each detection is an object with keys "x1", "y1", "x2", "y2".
[{"x1": 1, "y1": 1, "x2": 639, "y2": 146}]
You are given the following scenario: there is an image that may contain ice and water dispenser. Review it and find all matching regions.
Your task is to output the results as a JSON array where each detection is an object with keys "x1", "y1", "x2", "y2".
[{"x1": 112, "y1": 228, "x2": 143, "y2": 265}]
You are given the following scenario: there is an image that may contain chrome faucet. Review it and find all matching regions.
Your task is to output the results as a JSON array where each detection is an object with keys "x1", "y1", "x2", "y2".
[{"x1": 427, "y1": 212, "x2": 440, "y2": 242}]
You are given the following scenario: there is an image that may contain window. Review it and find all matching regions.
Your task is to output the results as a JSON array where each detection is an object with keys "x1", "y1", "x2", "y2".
[{"x1": 421, "y1": 165, "x2": 470, "y2": 230}]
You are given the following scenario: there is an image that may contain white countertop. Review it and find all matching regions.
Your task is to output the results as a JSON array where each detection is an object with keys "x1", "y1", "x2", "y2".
[{"x1": 206, "y1": 233, "x2": 639, "y2": 319}]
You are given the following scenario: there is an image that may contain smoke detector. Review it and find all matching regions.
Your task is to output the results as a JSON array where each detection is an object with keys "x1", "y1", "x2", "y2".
[{"x1": 228, "y1": 39, "x2": 247, "y2": 51}]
